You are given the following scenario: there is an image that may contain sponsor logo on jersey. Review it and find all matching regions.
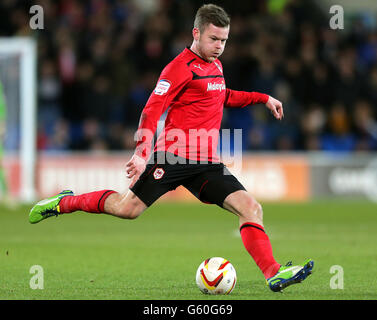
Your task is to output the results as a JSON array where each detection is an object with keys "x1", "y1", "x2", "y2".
[
  {"x1": 207, "y1": 82, "x2": 226, "y2": 92},
  {"x1": 193, "y1": 64, "x2": 204, "y2": 71},
  {"x1": 154, "y1": 80, "x2": 171, "y2": 95},
  {"x1": 153, "y1": 168, "x2": 165, "y2": 180}
]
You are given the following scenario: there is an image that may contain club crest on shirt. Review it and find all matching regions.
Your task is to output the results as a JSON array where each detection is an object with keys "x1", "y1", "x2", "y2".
[
  {"x1": 154, "y1": 79, "x2": 171, "y2": 95},
  {"x1": 153, "y1": 168, "x2": 165, "y2": 180}
]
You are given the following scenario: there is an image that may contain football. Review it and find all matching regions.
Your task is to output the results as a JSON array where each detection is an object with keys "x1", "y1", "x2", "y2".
[{"x1": 195, "y1": 257, "x2": 237, "y2": 295}]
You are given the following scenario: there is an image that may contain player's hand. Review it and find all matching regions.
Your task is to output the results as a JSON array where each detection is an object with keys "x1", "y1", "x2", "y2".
[
  {"x1": 265, "y1": 96, "x2": 284, "y2": 120},
  {"x1": 126, "y1": 154, "x2": 146, "y2": 188}
]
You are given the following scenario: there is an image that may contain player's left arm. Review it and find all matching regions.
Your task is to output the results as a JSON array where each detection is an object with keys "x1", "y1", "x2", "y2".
[
  {"x1": 224, "y1": 89, "x2": 284, "y2": 120},
  {"x1": 264, "y1": 95, "x2": 284, "y2": 120}
]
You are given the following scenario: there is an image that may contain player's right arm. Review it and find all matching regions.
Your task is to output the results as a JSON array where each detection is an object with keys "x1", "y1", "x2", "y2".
[{"x1": 126, "y1": 60, "x2": 192, "y2": 187}]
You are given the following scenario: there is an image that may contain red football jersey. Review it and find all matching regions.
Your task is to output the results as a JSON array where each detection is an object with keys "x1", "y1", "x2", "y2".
[{"x1": 135, "y1": 47, "x2": 269, "y2": 162}]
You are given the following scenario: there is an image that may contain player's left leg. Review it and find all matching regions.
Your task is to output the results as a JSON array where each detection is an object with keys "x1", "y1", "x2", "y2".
[
  {"x1": 184, "y1": 163, "x2": 313, "y2": 292},
  {"x1": 223, "y1": 189, "x2": 314, "y2": 292},
  {"x1": 223, "y1": 190, "x2": 281, "y2": 280},
  {"x1": 183, "y1": 165, "x2": 281, "y2": 281},
  {"x1": 223, "y1": 189, "x2": 264, "y2": 227}
]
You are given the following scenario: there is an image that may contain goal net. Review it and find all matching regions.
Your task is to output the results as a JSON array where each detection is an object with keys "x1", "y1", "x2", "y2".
[{"x1": 0, "y1": 37, "x2": 37, "y2": 202}]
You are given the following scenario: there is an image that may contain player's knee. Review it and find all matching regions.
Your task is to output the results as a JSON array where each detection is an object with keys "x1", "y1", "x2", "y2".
[
  {"x1": 116, "y1": 201, "x2": 145, "y2": 220},
  {"x1": 243, "y1": 195, "x2": 263, "y2": 222},
  {"x1": 254, "y1": 201, "x2": 263, "y2": 221}
]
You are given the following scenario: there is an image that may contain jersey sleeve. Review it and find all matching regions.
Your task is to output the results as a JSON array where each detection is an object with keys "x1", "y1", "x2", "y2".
[
  {"x1": 134, "y1": 60, "x2": 192, "y2": 161},
  {"x1": 224, "y1": 89, "x2": 269, "y2": 108}
]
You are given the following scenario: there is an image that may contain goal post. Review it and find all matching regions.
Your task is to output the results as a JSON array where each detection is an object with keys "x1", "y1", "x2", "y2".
[{"x1": 0, "y1": 37, "x2": 37, "y2": 202}]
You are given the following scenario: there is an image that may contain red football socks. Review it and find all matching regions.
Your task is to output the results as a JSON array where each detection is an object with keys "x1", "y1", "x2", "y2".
[
  {"x1": 59, "y1": 190, "x2": 117, "y2": 213},
  {"x1": 240, "y1": 222, "x2": 281, "y2": 279}
]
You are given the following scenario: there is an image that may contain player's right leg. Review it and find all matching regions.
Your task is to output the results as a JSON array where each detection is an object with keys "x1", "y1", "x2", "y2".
[
  {"x1": 29, "y1": 189, "x2": 147, "y2": 224},
  {"x1": 29, "y1": 152, "x2": 173, "y2": 224},
  {"x1": 103, "y1": 190, "x2": 147, "y2": 219}
]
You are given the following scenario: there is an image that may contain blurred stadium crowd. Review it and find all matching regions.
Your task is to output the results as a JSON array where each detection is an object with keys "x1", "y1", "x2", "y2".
[{"x1": 1, "y1": 0, "x2": 377, "y2": 152}]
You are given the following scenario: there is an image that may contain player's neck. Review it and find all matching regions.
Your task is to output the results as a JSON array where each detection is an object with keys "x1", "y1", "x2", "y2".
[{"x1": 189, "y1": 43, "x2": 210, "y2": 63}]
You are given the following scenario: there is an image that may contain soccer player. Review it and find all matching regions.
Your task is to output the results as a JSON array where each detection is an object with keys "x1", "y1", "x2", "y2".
[{"x1": 29, "y1": 4, "x2": 313, "y2": 292}]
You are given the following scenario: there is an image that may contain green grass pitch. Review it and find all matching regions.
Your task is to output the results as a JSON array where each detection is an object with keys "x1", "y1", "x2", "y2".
[{"x1": 1, "y1": 200, "x2": 377, "y2": 300}]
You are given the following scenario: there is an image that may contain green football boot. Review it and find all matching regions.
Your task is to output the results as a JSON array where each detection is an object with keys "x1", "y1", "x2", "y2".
[
  {"x1": 267, "y1": 259, "x2": 314, "y2": 292},
  {"x1": 29, "y1": 190, "x2": 74, "y2": 224}
]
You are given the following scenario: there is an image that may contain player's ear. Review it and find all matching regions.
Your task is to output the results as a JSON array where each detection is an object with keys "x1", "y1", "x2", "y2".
[{"x1": 192, "y1": 27, "x2": 200, "y2": 41}]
